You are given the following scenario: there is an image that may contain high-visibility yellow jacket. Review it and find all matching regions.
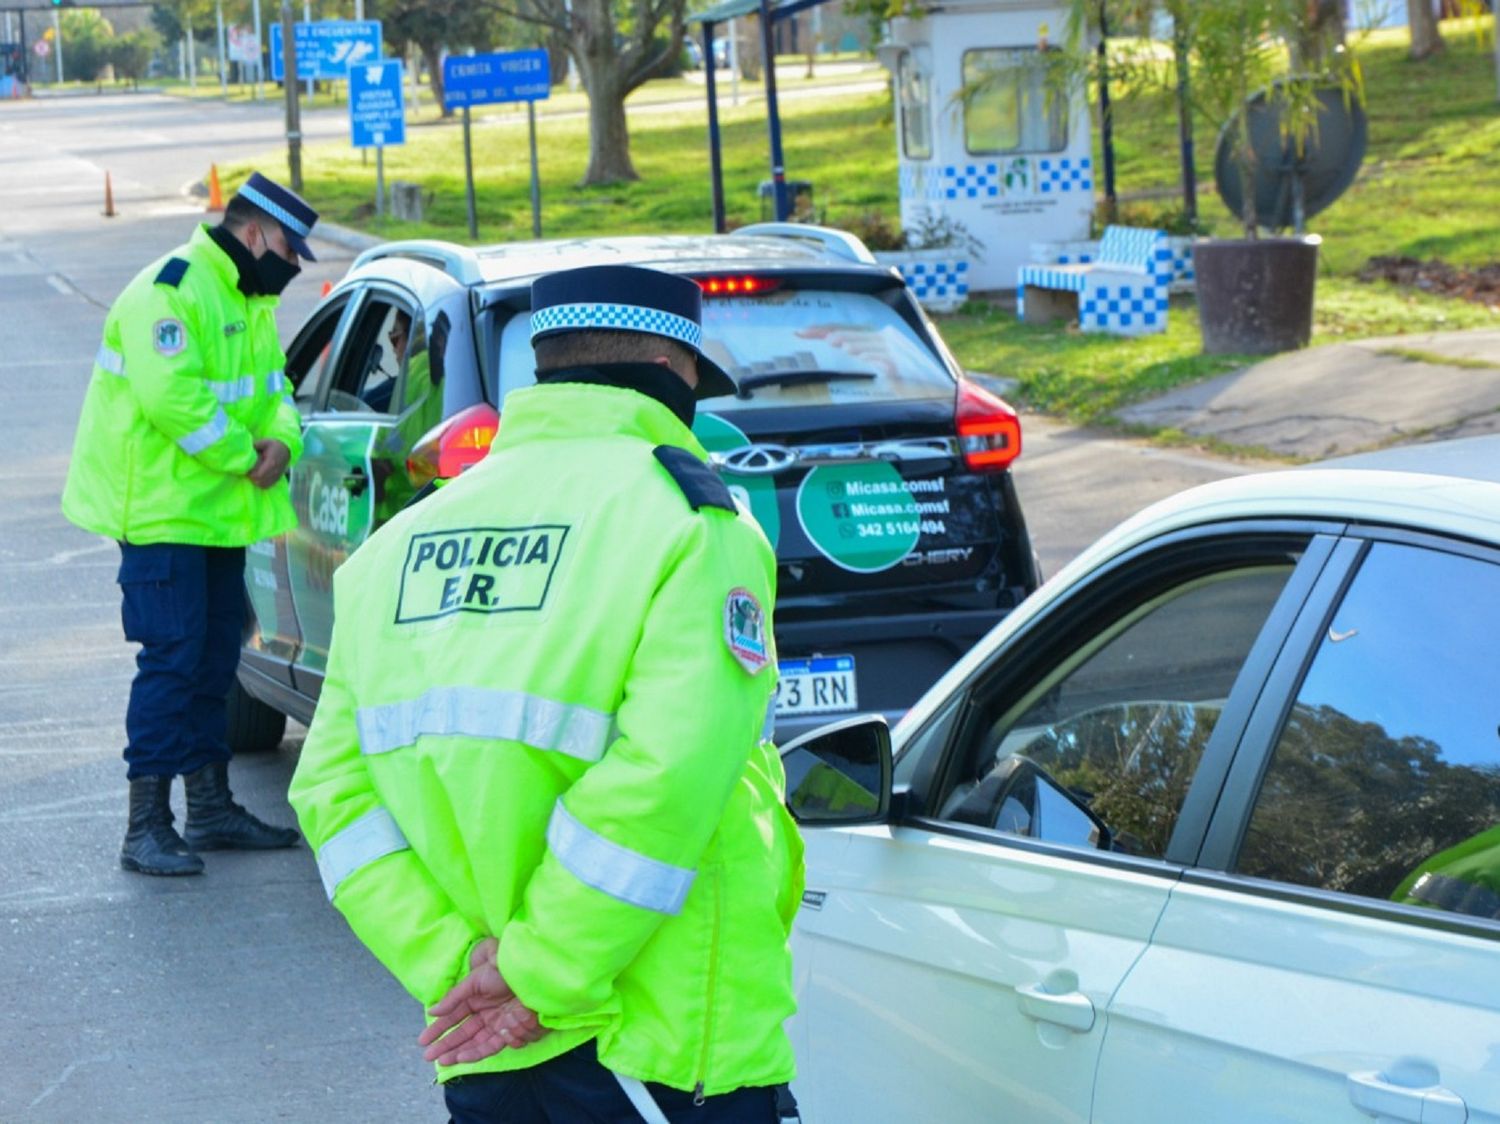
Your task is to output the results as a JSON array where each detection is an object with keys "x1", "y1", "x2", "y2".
[
  {"x1": 61, "y1": 224, "x2": 302, "y2": 546},
  {"x1": 289, "y1": 381, "x2": 804, "y2": 1097}
]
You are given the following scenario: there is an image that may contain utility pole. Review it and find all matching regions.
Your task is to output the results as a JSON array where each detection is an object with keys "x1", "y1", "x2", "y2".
[
  {"x1": 215, "y1": 0, "x2": 227, "y2": 93},
  {"x1": 252, "y1": 0, "x2": 263, "y2": 99},
  {"x1": 281, "y1": 0, "x2": 301, "y2": 190}
]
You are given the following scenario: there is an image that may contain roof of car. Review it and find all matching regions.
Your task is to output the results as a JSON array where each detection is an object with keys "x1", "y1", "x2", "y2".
[
  {"x1": 349, "y1": 227, "x2": 893, "y2": 292},
  {"x1": 894, "y1": 434, "x2": 1500, "y2": 746}
]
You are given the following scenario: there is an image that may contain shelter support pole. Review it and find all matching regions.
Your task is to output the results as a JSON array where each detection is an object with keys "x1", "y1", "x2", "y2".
[
  {"x1": 704, "y1": 20, "x2": 727, "y2": 233},
  {"x1": 758, "y1": 0, "x2": 788, "y2": 221},
  {"x1": 1095, "y1": 1, "x2": 1117, "y2": 217},
  {"x1": 1173, "y1": 14, "x2": 1196, "y2": 222}
]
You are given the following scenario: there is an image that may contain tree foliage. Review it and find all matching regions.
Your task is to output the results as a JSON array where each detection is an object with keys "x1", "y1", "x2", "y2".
[
  {"x1": 61, "y1": 9, "x2": 116, "y2": 82},
  {"x1": 485, "y1": 0, "x2": 690, "y2": 184}
]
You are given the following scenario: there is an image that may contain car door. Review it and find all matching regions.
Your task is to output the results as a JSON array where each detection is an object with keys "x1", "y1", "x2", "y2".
[
  {"x1": 285, "y1": 285, "x2": 421, "y2": 685},
  {"x1": 1094, "y1": 530, "x2": 1500, "y2": 1124},
  {"x1": 242, "y1": 290, "x2": 354, "y2": 683},
  {"x1": 791, "y1": 527, "x2": 1335, "y2": 1124}
]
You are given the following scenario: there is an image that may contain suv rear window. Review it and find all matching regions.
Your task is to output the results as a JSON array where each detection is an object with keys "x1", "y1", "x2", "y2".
[{"x1": 494, "y1": 288, "x2": 955, "y2": 410}]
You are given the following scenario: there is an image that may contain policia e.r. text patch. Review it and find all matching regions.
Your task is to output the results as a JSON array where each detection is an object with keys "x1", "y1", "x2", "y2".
[{"x1": 395, "y1": 525, "x2": 569, "y2": 623}]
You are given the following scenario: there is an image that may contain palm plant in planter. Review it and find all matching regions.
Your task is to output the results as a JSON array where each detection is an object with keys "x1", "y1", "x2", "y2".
[
  {"x1": 1063, "y1": 0, "x2": 1363, "y2": 354},
  {"x1": 1187, "y1": 0, "x2": 1362, "y2": 353}
]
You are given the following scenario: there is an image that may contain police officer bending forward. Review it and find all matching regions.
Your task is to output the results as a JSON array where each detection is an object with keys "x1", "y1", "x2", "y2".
[
  {"x1": 62, "y1": 172, "x2": 314, "y2": 877},
  {"x1": 289, "y1": 265, "x2": 805, "y2": 1123}
]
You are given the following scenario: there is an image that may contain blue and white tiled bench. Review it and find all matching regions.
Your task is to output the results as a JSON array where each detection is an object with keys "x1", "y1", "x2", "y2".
[{"x1": 1017, "y1": 225, "x2": 1173, "y2": 335}]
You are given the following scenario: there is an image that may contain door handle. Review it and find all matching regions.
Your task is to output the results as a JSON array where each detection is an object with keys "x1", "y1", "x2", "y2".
[
  {"x1": 1016, "y1": 981, "x2": 1095, "y2": 1033},
  {"x1": 1347, "y1": 1069, "x2": 1467, "y2": 1124},
  {"x1": 342, "y1": 467, "x2": 368, "y2": 497}
]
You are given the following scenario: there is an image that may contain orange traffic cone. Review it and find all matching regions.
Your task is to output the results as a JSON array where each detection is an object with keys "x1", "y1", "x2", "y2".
[
  {"x1": 103, "y1": 171, "x2": 116, "y2": 218},
  {"x1": 206, "y1": 164, "x2": 225, "y2": 213}
]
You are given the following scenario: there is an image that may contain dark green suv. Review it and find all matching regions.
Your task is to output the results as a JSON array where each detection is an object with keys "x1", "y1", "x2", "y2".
[{"x1": 231, "y1": 224, "x2": 1039, "y2": 752}]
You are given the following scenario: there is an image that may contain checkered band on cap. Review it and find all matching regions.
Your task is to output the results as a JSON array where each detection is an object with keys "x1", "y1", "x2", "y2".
[
  {"x1": 530, "y1": 302, "x2": 703, "y2": 350},
  {"x1": 238, "y1": 180, "x2": 312, "y2": 238}
]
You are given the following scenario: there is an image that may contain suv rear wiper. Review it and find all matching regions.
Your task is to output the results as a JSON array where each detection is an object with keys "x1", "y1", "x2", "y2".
[{"x1": 736, "y1": 370, "x2": 878, "y2": 397}]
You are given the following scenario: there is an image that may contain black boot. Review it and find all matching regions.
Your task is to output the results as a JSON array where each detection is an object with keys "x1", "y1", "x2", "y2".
[
  {"x1": 121, "y1": 776, "x2": 205, "y2": 876},
  {"x1": 182, "y1": 761, "x2": 300, "y2": 851}
]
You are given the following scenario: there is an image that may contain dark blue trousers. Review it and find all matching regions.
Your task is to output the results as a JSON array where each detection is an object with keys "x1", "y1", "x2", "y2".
[
  {"x1": 117, "y1": 542, "x2": 245, "y2": 781},
  {"x1": 442, "y1": 1041, "x2": 781, "y2": 1124}
]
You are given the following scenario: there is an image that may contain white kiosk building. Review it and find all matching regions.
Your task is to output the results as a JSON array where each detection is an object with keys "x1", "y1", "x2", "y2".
[{"x1": 877, "y1": 0, "x2": 1096, "y2": 297}]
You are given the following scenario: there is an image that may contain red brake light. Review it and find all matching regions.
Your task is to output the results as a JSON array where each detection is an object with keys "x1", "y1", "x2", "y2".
[
  {"x1": 696, "y1": 275, "x2": 782, "y2": 296},
  {"x1": 956, "y1": 379, "x2": 1021, "y2": 472},
  {"x1": 406, "y1": 403, "x2": 500, "y2": 489}
]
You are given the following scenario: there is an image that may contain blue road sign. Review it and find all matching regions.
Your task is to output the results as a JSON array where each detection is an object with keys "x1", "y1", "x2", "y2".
[
  {"x1": 350, "y1": 60, "x2": 405, "y2": 149},
  {"x1": 271, "y1": 20, "x2": 381, "y2": 82},
  {"x1": 443, "y1": 49, "x2": 551, "y2": 109}
]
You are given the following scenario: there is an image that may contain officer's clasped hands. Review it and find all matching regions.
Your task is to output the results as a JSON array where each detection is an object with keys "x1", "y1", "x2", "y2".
[
  {"x1": 247, "y1": 438, "x2": 291, "y2": 489},
  {"x1": 418, "y1": 936, "x2": 549, "y2": 1066}
]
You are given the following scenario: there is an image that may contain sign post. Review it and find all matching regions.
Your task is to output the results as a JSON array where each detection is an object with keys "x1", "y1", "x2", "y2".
[
  {"x1": 442, "y1": 49, "x2": 551, "y2": 242},
  {"x1": 350, "y1": 59, "x2": 405, "y2": 220}
]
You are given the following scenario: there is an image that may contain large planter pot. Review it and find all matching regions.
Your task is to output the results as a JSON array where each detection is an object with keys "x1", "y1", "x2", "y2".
[{"x1": 1193, "y1": 236, "x2": 1320, "y2": 355}]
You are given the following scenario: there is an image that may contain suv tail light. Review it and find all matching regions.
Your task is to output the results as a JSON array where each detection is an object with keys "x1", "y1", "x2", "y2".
[
  {"x1": 696, "y1": 275, "x2": 782, "y2": 296},
  {"x1": 956, "y1": 379, "x2": 1021, "y2": 472},
  {"x1": 407, "y1": 403, "x2": 499, "y2": 489}
]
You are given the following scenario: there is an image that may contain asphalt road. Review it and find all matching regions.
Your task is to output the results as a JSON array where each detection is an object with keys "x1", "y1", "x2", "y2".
[{"x1": 0, "y1": 91, "x2": 1265, "y2": 1122}]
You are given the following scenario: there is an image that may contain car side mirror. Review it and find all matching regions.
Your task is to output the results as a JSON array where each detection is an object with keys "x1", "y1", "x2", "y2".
[{"x1": 780, "y1": 714, "x2": 892, "y2": 826}]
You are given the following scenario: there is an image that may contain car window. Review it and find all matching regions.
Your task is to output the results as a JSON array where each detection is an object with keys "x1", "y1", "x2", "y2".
[
  {"x1": 940, "y1": 564, "x2": 1296, "y2": 857},
  {"x1": 285, "y1": 294, "x2": 352, "y2": 406},
  {"x1": 1237, "y1": 542, "x2": 1500, "y2": 919},
  {"x1": 494, "y1": 288, "x2": 954, "y2": 410},
  {"x1": 325, "y1": 296, "x2": 413, "y2": 415}
]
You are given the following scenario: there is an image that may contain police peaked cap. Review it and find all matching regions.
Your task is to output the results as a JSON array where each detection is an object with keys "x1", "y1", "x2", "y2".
[
  {"x1": 529, "y1": 265, "x2": 737, "y2": 400},
  {"x1": 235, "y1": 171, "x2": 320, "y2": 262}
]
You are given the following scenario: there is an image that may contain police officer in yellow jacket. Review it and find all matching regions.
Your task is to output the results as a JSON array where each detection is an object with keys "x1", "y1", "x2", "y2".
[
  {"x1": 289, "y1": 265, "x2": 805, "y2": 1122},
  {"x1": 62, "y1": 172, "x2": 314, "y2": 877}
]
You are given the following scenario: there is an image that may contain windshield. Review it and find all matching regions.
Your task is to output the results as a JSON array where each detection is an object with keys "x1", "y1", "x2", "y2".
[{"x1": 494, "y1": 288, "x2": 955, "y2": 409}]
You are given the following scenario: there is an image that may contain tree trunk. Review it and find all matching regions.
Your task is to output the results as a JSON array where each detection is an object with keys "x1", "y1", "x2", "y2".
[
  {"x1": 579, "y1": 64, "x2": 637, "y2": 184},
  {"x1": 738, "y1": 17, "x2": 761, "y2": 81},
  {"x1": 1407, "y1": 0, "x2": 1444, "y2": 60},
  {"x1": 1290, "y1": 0, "x2": 1347, "y2": 71},
  {"x1": 422, "y1": 43, "x2": 450, "y2": 117}
]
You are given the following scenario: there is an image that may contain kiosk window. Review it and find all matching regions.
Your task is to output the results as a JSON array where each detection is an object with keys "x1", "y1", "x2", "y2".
[
  {"x1": 962, "y1": 48, "x2": 1067, "y2": 155},
  {"x1": 897, "y1": 53, "x2": 932, "y2": 160}
]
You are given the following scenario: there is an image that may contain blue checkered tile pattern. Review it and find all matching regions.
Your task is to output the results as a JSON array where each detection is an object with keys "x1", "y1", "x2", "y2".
[
  {"x1": 1038, "y1": 157, "x2": 1092, "y2": 194},
  {"x1": 529, "y1": 302, "x2": 702, "y2": 349},
  {"x1": 899, "y1": 163, "x2": 944, "y2": 203},
  {"x1": 942, "y1": 164, "x2": 1001, "y2": 199},
  {"x1": 1080, "y1": 282, "x2": 1166, "y2": 331},
  {"x1": 1017, "y1": 225, "x2": 1171, "y2": 336},
  {"x1": 883, "y1": 257, "x2": 969, "y2": 312},
  {"x1": 1168, "y1": 237, "x2": 1196, "y2": 292}
]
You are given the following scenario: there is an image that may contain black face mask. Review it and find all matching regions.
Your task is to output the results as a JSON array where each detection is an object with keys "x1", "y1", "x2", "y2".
[{"x1": 254, "y1": 249, "x2": 300, "y2": 296}]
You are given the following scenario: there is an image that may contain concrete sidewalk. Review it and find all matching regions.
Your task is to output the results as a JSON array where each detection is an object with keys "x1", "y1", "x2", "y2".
[{"x1": 1116, "y1": 329, "x2": 1500, "y2": 460}]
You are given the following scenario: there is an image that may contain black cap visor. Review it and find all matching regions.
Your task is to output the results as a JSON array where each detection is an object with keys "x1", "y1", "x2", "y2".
[
  {"x1": 695, "y1": 354, "x2": 737, "y2": 401},
  {"x1": 283, "y1": 225, "x2": 318, "y2": 263}
]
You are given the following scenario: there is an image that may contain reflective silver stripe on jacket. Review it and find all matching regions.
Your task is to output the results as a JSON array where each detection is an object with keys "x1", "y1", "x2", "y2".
[
  {"x1": 95, "y1": 345, "x2": 126, "y2": 376},
  {"x1": 205, "y1": 375, "x2": 258, "y2": 404},
  {"x1": 317, "y1": 806, "x2": 410, "y2": 900},
  {"x1": 356, "y1": 686, "x2": 616, "y2": 763},
  {"x1": 177, "y1": 407, "x2": 231, "y2": 454},
  {"x1": 547, "y1": 800, "x2": 694, "y2": 915},
  {"x1": 266, "y1": 369, "x2": 287, "y2": 395}
]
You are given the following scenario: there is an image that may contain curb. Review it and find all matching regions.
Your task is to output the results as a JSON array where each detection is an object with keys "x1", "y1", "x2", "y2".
[{"x1": 313, "y1": 219, "x2": 386, "y2": 255}]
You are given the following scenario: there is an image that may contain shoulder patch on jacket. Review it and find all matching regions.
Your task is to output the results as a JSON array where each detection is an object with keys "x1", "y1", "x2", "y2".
[
  {"x1": 653, "y1": 445, "x2": 736, "y2": 514},
  {"x1": 154, "y1": 258, "x2": 190, "y2": 288}
]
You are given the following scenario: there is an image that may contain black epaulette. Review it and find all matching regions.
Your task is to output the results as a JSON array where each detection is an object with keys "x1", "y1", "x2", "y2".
[
  {"x1": 154, "y1": 258, "x2": 190, "y2": 288},
  {"x1": 653, "y1": 446, "x2": 736, "y2": 514}
]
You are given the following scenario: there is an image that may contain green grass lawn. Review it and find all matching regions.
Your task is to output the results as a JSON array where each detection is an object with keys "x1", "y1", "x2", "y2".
[{"x1": 227, "y1": 21, "x2": 1498, "y2": 440}]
